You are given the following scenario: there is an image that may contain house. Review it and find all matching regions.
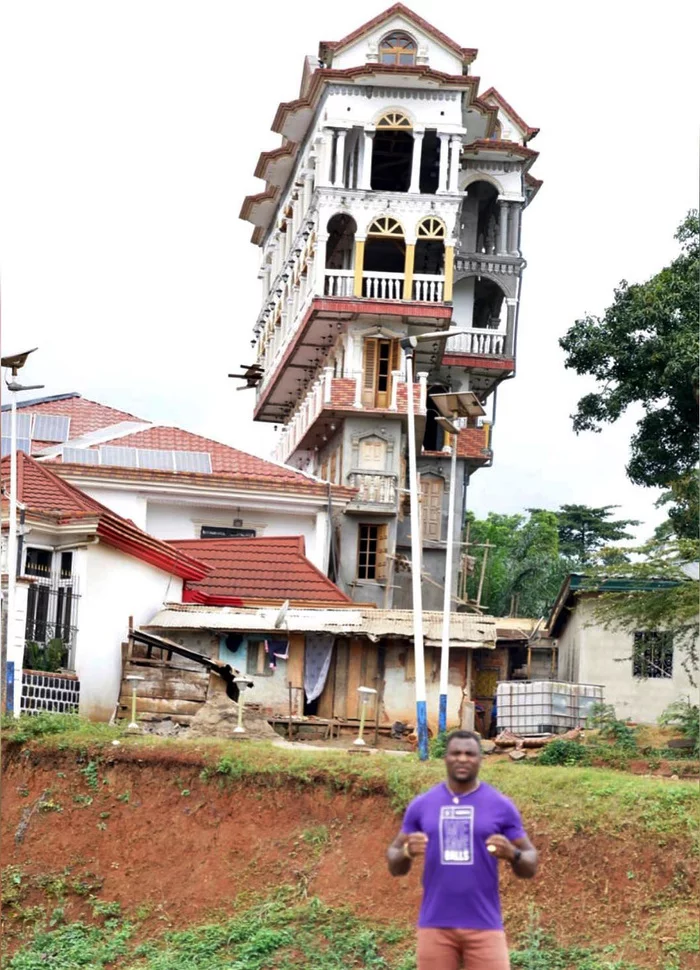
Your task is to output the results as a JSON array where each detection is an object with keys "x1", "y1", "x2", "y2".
[
  {"x1": 548, "y1": 574, "x2": 698, "y2": 724},
  {"x1": 1, "y1": 453, "x2": 209, "y2": 719},
  {"x1": 1, "y1": 392, "x2": 354, "y2": 574},
  {"x1": 240, "y1": 3, "x2": 542, "y2": 619}
]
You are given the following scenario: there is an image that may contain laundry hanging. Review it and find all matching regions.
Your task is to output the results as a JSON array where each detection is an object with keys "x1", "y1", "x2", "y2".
[{"x1": 304, "y1": 634, "x2": 334, "y2": 702}]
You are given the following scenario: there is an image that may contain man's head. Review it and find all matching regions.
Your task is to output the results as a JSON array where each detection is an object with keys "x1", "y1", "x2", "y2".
[{"x1": 444, "y1": 730, "x2": 482, "y2": 785}]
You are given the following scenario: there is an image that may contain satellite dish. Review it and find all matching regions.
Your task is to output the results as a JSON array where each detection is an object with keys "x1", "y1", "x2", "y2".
[{"x1": 274, "y1": 599, "x2": 290, "y2": 629}]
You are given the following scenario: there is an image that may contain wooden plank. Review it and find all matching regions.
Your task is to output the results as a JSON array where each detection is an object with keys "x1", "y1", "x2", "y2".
[
  {"x1": 333, "y1": 639, "x2": 349, "y2": 719},
  {"x1": 316, "y1": 649, "x2": 335, "y2": 720},
  {"x1": 120, "y1": 669, "x2": 209, "y2": 703},
  {"x1": 287, "y1": 633, "x2": 304, "y2": 689},
  {"x1": 119, "y1": 697, "x2": 203, "y2": 717},
  {"x1": 362, "y1": 645, "x2": 379, "y2": 721},
  {"x1": 346, "y1": 639, "x2": 363, "y2": 719}
]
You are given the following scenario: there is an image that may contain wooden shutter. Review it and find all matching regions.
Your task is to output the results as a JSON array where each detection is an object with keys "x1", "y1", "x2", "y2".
[
  {"x1": 362, "y1": 338, "x2": 378, "y2": 407},
  {"x1": 421, "y1": 476, "x2": 443, "y2": 541},
  {"x1": 375, "y1": 524, "x2": 388, "y2": 579},
  {"x1": 359, "y1": 436, "x2": 386, "y2": 470}
]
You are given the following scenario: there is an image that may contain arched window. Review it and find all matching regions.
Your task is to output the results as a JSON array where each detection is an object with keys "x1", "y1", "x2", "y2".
[
  {"x1": 416, "y1": 217, "x2": 446, "y2": 240},
  {"x1": 415, "y1": 217, "x2": 446, "y2": 285},
  {"x1": 363, "y1": 217, "x2": 406, "y2": 284},
  {"x1": 367, "y1": 216, "x2": 404, "y2": 236},
  {"x1": 375, "y1": 111, "x2": 412, "y2": 130},
  {"x1": 372, "y1": 114, "x2": 413, "y2": 192},
  {"x1": 379, "y1": 32, "x2": 417, "y2": 66}
]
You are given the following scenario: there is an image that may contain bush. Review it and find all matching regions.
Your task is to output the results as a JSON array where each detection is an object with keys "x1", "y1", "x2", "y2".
[
  {"x1": 586, "y1": 702, "x2": 637, "y2": 751},
  {"x1": 659, "y1": 697, "x2": 700, "y2": 756},
  {"x1": 429, "y1": 733, "x2": 448, "y2": 759},
  {"x1": 24, "y1": 639, "x2": 67, "y2": 673},
  {"x1": 537, "y1": 739, "x2": 589, "y2": 767}
]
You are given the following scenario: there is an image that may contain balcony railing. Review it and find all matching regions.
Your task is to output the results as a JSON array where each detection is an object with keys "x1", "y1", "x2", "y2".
[
  {"x1": 444, "y1": 328, "x2": 507, "y2": 356},
  {"x1": 348, "y1": 472, "x2": 398, "y2": 507},
  {"x1": 362, "y1": 271, "x2": 403, "y2": 300},
  {"x1": 413, "y1": 274, "x2": 445, "y2": 303},
  {"x1": 322, "y1": 270, "x2": 447, "y2": 304},
  {"x1": 324, "y1": 269, "x2": 354, "y2": 298}
]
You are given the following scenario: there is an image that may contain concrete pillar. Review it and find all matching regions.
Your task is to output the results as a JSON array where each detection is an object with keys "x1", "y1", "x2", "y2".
[
  {"x1": 497, "y1": 201, "x2": 509, "y2": 255},
  {"x1": 418, "y1": 371, "x2": 428, "y2": 413},
  {"x1": 505, "y1": 299, "x2": 517, "y2": 356},
  {"x1": 334, "y1": 129, "x2": 346, "y2": 188},
  {"x1": 360, "y1": 130, "x2": 374, "y2": 189},
  {"x1": 437, "y1": 134, "x2": 450, "y2": 193},
  {"x1": 508, "y1": 204, "x2": 521, "y2": 255},
  {"x1": 409, "y1": 130, "x2": 425, "y2": 193},
  {"x1": 448, "y1": 137, "x2": 461, "y2": 193},
  {"x1": 320, "y1": 129, "x2": 333, "y2": 186},
  {"x1": 353, "y1": 238, "x2": 366, "y2": 297},
  {"x1": 403, "y1": 242, "x2": 415, "y2": 301},
  {"x1": 444, "y1": 245, "x2": 454, "y2": 301}
]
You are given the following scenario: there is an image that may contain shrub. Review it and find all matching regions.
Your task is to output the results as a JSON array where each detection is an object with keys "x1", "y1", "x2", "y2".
[
  {"x1": 659, "y1": 697, "x2": 700, "y2": 756},
  {"x1": 537, "y1": 739, "x2": 589, "y2": 766},
  {"x1": 586, "y1": 702, "x2": 637, "y2": 751}
]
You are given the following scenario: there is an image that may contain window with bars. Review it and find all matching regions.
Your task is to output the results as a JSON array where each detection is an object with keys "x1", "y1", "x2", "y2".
[
  {"x1": 357, "y1": 523, "x2": 388, "y2": 581},
  {"x1": 632, "y1": 631, "x2": 673, "y2": 679},
  {"x1": 362, "y1": 338, "x2": 400, "y2": 408}
]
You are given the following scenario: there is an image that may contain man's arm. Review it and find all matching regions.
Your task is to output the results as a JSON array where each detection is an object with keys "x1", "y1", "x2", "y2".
[
  {"x1": 485, "y1": 833, "x2": 538, "y2": 879},
  {"x1": 387, "y1": 831, "x2": 428, "y2": 877}
]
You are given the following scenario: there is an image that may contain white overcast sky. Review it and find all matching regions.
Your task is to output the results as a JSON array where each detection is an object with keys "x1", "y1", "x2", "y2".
[{"x1": 1, "y1": 1, "x2": 697, "y2": 540}]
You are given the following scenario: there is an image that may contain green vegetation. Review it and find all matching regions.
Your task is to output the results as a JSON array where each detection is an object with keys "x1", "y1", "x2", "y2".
[{"x1": 659, "y1": 697, "x2": 700, "y2": 756}]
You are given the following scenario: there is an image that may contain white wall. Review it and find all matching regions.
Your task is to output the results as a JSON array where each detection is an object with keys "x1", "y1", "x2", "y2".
[
  {"x1": 330, "y1": 16, "x2": 464, "y2": 76},
  {"x1": 79, "y1": 485, "x2": 149, "y2": 530},
  {"x1": 557, "y1": 598, "x2": 698, "y2": 724},
  {"x1": 77, "y1": 542, "x2": 183, "y2": 720}
]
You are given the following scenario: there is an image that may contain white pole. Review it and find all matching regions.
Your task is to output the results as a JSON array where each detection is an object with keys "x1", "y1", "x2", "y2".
[
  {"x1": 403, "y1": 345, "x2": 429, "y2": 760},
  {"x1": 6, "y1": 386, "x2": 21, "y2": 717},
  {"x1": 438, "y1": 415, "x2": 459, "y2": 734}
]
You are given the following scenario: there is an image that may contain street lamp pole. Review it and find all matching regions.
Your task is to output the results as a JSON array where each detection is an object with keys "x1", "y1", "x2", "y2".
[{"x1": 438, "y1": 414, "x2": 459, "y2": 734}]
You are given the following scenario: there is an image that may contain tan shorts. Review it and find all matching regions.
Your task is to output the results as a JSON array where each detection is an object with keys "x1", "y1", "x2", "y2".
[{"x1": 417, "y1": 927, "x2": 510, "y2": 970}]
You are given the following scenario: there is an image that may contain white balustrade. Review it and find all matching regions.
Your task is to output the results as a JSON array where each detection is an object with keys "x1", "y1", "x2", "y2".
[
  {"x1": 324, "y1": 270, "x2": 354, "y2": 298},
  {"x1": 362, "y1": 271, "x2": 404, "y2": 300},
  {"x1": 444, "y1": 329, "x2": 507, "y2": 356},
  {"x1": 349, "y1": 472, "x2": 398, "y2": 506},
  {"x1": 413, "y1": 275, "x2": 445, "y2": 303}
]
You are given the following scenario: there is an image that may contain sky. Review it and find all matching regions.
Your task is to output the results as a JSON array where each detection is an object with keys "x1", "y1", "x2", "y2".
[{"x1": 1, "y1": 0, "x2": 697, "y2": 541}]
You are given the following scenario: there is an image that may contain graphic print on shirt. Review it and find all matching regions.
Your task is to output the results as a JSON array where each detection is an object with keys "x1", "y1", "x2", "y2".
[{"x1": 439, "y1": 805, "x2": 474, "y2": 865}]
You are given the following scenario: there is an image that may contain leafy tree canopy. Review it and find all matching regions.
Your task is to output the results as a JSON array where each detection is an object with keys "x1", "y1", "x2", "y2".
[
  {"x1": 528, "y1": 503, "x2": 640, "y2": 564},
  {"x1": 559, "y1": 212, "x2": 699, "y2": 497}
]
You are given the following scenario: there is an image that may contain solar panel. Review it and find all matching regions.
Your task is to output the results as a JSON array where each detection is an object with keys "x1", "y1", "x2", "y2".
[
  {"x1": 136, "y1": 449, "x2": 176, "y2": 471},
  {"x1": 63, "y1": 447, "x2": 100, "y2": 465},
  {"x1": 33, "y1": 414, "x2": 71, "y2": 442},
  {"x1": 1, "y1": 436, "x2": 32, "y2": 457},
  {"x1": 173, "y1": 451, "x2": 212, "y2": 473},
  {"x1": 100, "y1": 446, "x2": 139, "y2": 468},
  {"x1": 1, "y1": 413, "x2": 33, "y2": 438}
]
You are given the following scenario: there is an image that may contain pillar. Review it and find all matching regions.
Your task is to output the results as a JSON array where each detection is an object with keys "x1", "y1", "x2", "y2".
[
  {"x1": 437, "y1": 134, "x2": 450, "y2": 193},
  {"x1": 403, "y1": 243, "x2": 415, "y2": 301},
  {"x1": 417, "y1": 372, "x2": 428, "y2": 413},
  {"x1": 508, "y1": 204, "x2": 521, "y2": 255},
  {"x1": 443, "y1": 245, "x2": 454, "y2": 301},
  {"x1": 497, "y1": 201, "x2": 509, "y2": 255},
  {"x1": 320, "y1": 129, "x2": 333, "y2": 187},
  {"x1": 360, "y1": 129, "x2": 374, "y2": 189},
  {"x1": 448, "y1": 136, "x2": 461, "y2": 193},
  {"x1": 505, "y1": 299, "x2": 517, "y2": 356},
  {"x1": 333, "y1": 129, "x2": 346, "y2": 188},
  {"x1": 409, "y1": 129, "x2": 425, "y2": 193},
  {"x1": 353, "y1": 238, "x2": 366, "y2": 297}
]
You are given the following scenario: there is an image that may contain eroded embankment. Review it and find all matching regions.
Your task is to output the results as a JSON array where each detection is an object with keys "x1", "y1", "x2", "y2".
[{"x1": 1, "y1": 741, "x2": 698, "y2": 967}]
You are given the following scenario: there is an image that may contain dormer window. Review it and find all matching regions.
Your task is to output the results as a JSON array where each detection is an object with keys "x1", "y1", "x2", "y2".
[{"x1": 379, "y1": 32, "x2": 417, "y2": 65}]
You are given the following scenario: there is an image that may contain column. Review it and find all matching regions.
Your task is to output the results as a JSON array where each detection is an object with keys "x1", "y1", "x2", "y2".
[
  {"x1": 353, "y1": 238, "x2": 366, "y2": 297},
  {"x1": 323, "y1": 366, "x2": 334, "y2": 402},
  {"x1": 333, "y1": 129, "x2": 346, "y2": 188},
  {"x1": 403, "y1": 242, "x2": 415, "y2": 301},
  {"x1": 437, "y1": 134, "x2": 450, "y2": 193},
  {"x1": 314, "y1": 240, "x2": 326, "y2": 296},
  {"x1": 360, "y1": 129, "x2": 374, "y2": 189},
  {"x1": 417, "y1": 372, "x2": 428, "y2": 413},
  {"x1": 408, "y1": 129, "x2": 425, "y2": 193},
  {"x1": 508, "y1": 204, "x2": 521, "y2": 255},
  {"x1": 497, "y1": 201, "x2": 509, "y2": 255},
  {"x1": 505, "y1": 299, "x2": 517, "y2": 356},
  {"x1": 448, "y1": 137, "x2": 462, "y2": 193},
  {"x1": 320, "y1": 129, "x2": 333, "y2": 187},
  {"x1": 443, "y1": 245, "x2": 454, "y2": 301}
]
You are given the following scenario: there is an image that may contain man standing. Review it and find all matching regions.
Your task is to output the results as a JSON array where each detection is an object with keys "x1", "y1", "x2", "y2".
[{"x1": 387, "y1": 730, "x2": 537, "y2": 969}]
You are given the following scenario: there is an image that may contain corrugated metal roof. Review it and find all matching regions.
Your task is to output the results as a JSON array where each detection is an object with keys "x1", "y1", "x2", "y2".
[{"x1": 145, "y1": 603, "x2": 497, "y2": 648}]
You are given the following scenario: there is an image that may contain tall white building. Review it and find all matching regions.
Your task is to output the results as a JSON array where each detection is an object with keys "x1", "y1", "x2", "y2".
[{"x1": 240, "y1": 4, "x2": 541, "y2": 609}]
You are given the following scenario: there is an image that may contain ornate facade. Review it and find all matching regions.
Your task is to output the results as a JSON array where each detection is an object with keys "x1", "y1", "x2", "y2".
[{"x1": 240, "y1": 3, "x2": 541, "y2": 610}]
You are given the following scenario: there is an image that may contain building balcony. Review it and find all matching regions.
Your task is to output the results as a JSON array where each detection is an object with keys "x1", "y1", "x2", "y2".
[
  {"x1": 324, "y1": 269, "x2": 446, "y2": 303},
  {"x1": 346, "y1": 472, "x2": 398, "y2": 513}
]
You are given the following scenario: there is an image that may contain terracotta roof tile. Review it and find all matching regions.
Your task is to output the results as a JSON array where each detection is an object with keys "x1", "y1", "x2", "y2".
[
  {"x1": 12, "y1": 394, "x2": 146, "y2": 451},
  {"x1": 169, "y1": 536, "x2": 352, "y2": 606}
]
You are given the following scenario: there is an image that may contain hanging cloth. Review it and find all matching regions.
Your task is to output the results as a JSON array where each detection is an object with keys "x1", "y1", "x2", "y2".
[{"x1": 304, "y1": 634, "x2": 334, "y2": 702}]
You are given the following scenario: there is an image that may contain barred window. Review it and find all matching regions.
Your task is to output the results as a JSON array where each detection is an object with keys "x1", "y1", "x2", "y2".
[{"x1": 632, "y1": 631, "x2": 673, "y2": 679}]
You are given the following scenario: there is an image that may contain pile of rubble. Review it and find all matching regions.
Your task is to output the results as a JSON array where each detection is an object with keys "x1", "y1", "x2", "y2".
[{"x1": 490, "y1": 727, "x2": 583, "y2": 761}]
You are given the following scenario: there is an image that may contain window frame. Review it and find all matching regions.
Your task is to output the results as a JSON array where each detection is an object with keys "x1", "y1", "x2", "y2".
[
  {"x1": 246, "y1": 638, "x2": 274, "y2": 677},
  {"x1": 378, "y1": 32, "x2": 418, "y2": 66},
  {"x1": 356, "y1": 523, "x2": 388, "y2": 582},
  {"x1": 632, "y1": 631, "x2": 674, "y2": 679}
]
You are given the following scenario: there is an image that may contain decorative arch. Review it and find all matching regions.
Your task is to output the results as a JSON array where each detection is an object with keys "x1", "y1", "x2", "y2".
[
  {"x1": 416, "y1": 216, "x2": 446, "y2": 239},
  {"x1": 367, "y1": 215, "x2": 405, "y2": 237},
  {"x1": 378, "y1": 31, "x2": 417, "y2": 66},
  {"x1": 375, "y1": 109, "x2": 413, "y2": 130},
  {"x1": 460, "y1": 172, "x2": 505, "y2": 195}
]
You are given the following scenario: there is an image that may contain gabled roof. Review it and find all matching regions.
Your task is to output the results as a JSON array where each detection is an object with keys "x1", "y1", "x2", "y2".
[
  {"x1": 7, "y1": 393, "x2": 146, "y2": 450},
  {"x1": 480, "y1": 87, "x2": 539, "y2": 142},
  {"x1": 168, "y1": 536, "x2": 353, "y2": 607},
  {"x1": 318, "y1": 4, "x2": 478, "y2": 67},
  {"x1": 1, "y1": 453, "x2": 209, "y2": 581}
]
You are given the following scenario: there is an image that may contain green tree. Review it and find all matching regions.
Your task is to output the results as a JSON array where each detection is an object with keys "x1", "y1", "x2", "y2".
[
  {"x1": 547, "y1": 503, "x2": 640, "y2": 563},
  {"x1": 559, "y1": 211, "x2": 699, "y2": 520}
]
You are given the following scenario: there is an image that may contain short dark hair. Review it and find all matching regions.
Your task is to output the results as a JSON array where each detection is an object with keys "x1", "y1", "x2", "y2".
[{"x1": 445, "y1": 729, "x2": 482, "y2": 753}]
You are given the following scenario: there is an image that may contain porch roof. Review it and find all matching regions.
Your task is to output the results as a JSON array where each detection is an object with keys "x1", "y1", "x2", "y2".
[{"x1": 145, "y1": 603, "x2": 497, "y2": 648}]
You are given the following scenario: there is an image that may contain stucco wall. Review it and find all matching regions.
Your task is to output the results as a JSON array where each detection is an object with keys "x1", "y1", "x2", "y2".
[
  {"x1": 77, "y1": 543, "x2": 183, "y2": 720},
  {"x1": 78, "y1": 485, "x2": 149, "y2": 530},
  {"x1": 557, "y1": 598, "x2": 698, "y2": 724},
  {"x1": 329, "y1": 17, "x2": 464, "y2": 77}
]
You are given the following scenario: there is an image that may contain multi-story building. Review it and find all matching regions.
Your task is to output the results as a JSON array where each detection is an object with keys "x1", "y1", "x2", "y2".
[{"x1": 240, "y1": 4, "x2": 541, "y2": 610}]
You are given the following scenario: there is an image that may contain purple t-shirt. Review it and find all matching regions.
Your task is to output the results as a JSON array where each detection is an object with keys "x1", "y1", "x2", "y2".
[{"x1": 401, "y1": 781, "x2": 525, "y2": 930}]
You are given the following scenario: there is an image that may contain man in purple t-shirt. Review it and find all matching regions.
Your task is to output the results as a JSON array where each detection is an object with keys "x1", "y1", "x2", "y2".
[{"x1": 387, "y1": 729, "x2": 538, "y2": 969}]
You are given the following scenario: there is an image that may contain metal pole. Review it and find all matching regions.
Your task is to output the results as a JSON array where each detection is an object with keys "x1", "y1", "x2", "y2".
[
  {"x1": 6, "y1": 386, "x2": 20, "y2": 717},
  {"x1": 403, "y1": 345, "x2": 428, "y2": 761},
  {"x1": 438, "y1": 413, "x2": 459, "y2": 734}
]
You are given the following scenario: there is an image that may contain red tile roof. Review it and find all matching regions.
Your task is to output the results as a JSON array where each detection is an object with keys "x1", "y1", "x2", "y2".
[
  {"x1": 1, "y1": 453, "x2": 208, "y2": 581},
  {"x1": 168, "y1": 536, "x2": 352, "y2": 606},
  {"x1": 12, "y1": 393, "x2": 146, "y2": 452},
  {"x1": 479, "y1": 87, "x2": 539, "y2": 142}
]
